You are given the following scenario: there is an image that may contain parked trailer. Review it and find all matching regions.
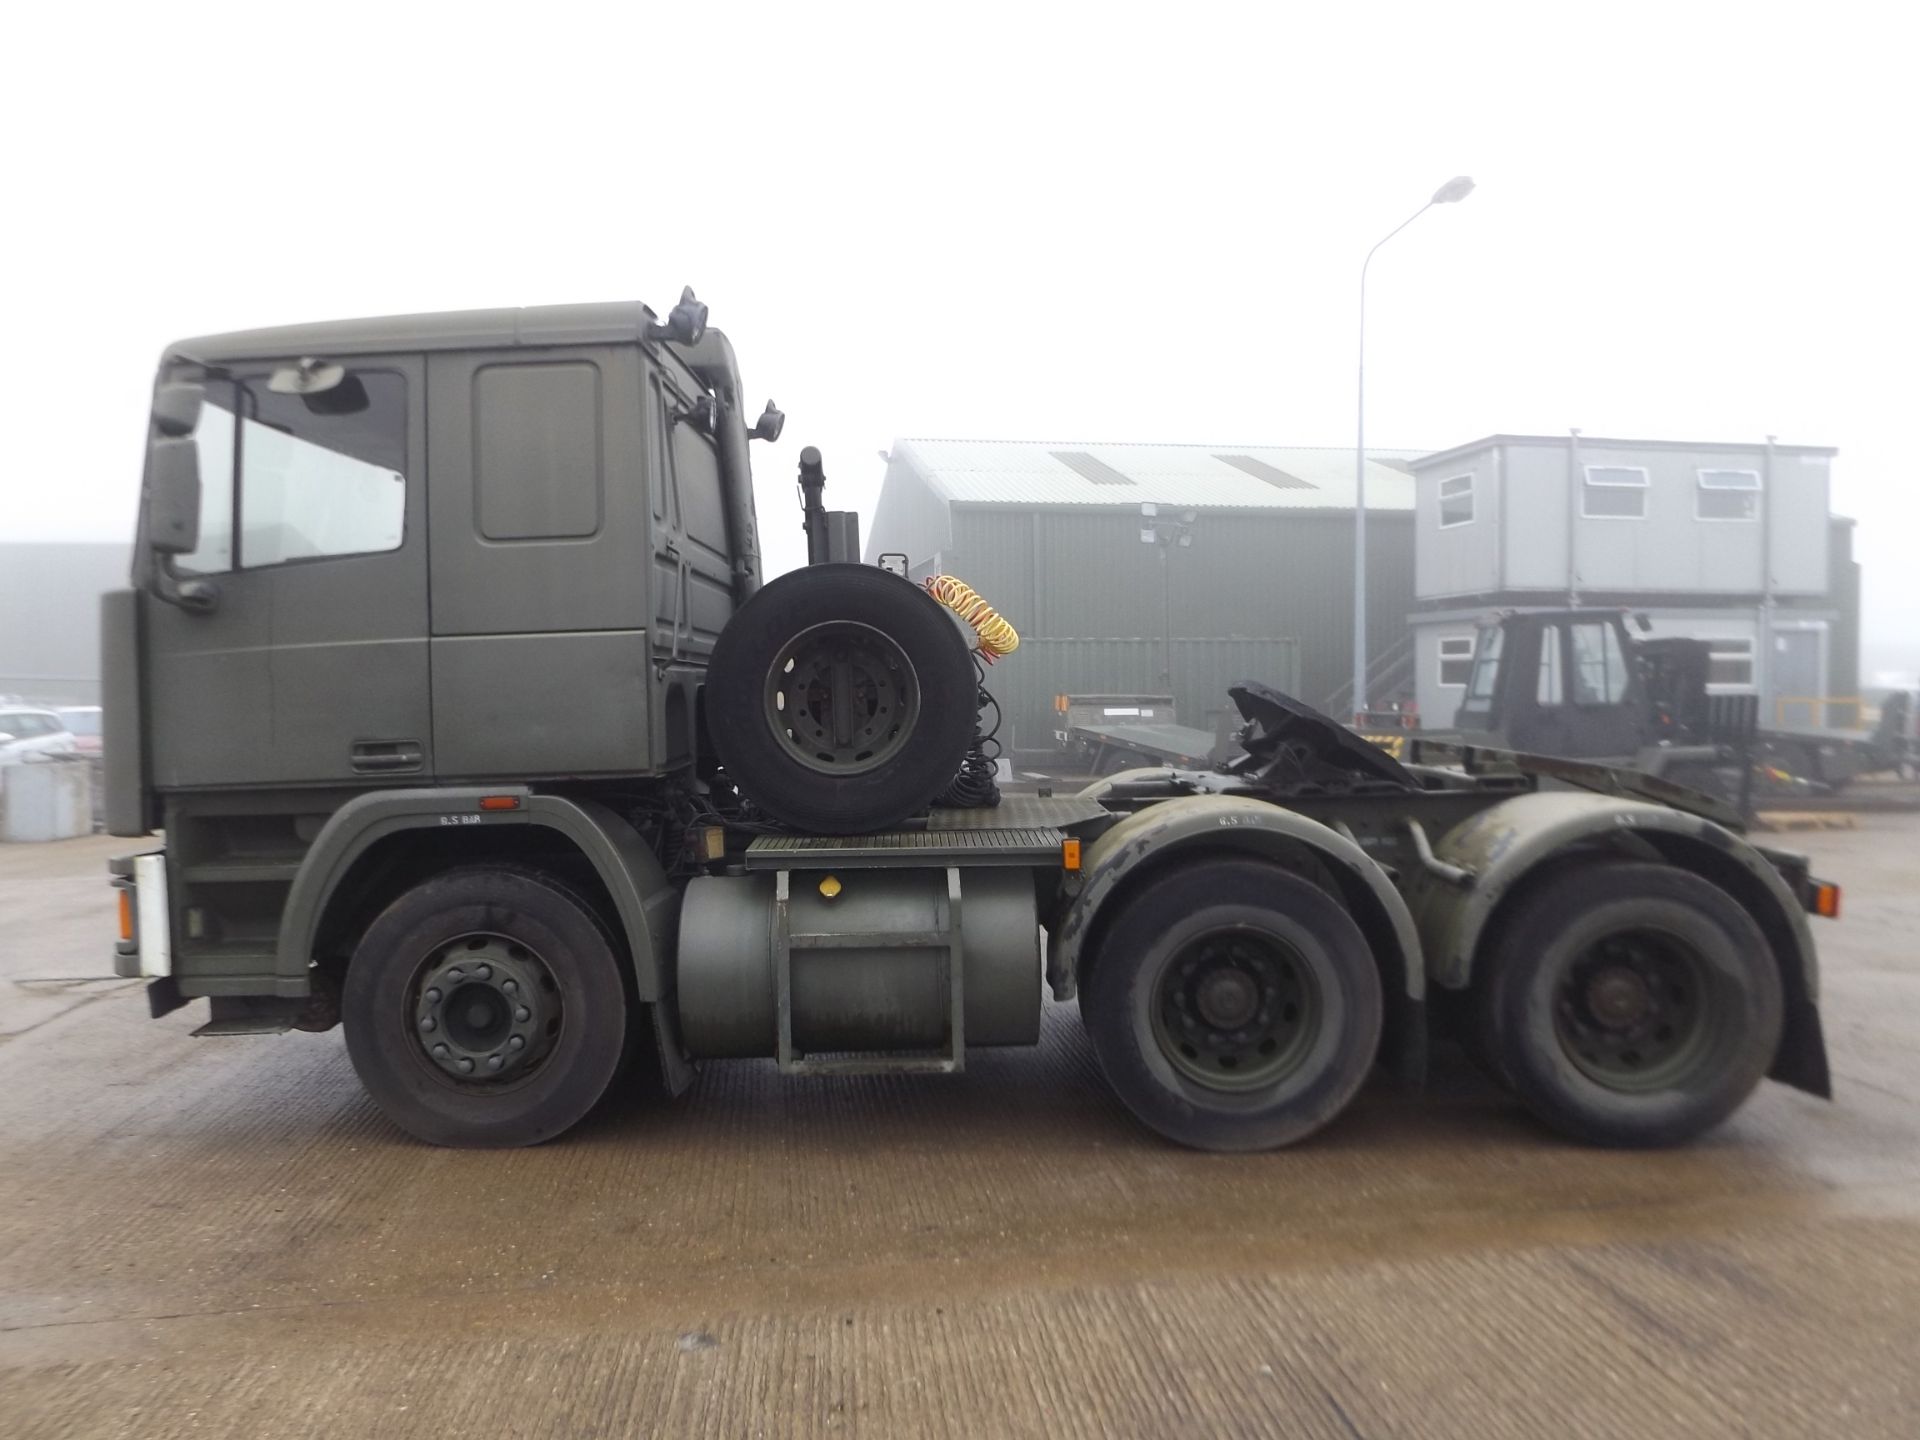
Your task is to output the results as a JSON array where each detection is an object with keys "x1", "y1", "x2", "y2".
[
  {"x1": 104, "y1": 296, "x2": 1837, "y2": 1152},
  {"x1": 1054, "y1": 693, "x2": 1222, "y2": 775}
]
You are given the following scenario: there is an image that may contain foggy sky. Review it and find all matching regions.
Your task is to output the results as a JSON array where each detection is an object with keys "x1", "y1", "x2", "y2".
[{"x1": 5, "y1": 2, "x2": 1914, "y2": 676}]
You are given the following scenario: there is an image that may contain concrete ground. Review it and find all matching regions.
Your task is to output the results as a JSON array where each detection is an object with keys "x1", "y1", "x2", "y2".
[{"x1": 2, "y1": 818, "x2": 1917, "y2": 1439}]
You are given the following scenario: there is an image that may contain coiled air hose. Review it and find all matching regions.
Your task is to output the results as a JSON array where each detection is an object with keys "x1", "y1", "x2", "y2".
[
  {"x1": 923, "y1": 575, "x2": 1020, "y2": 663},
  {"x1": 921, "y1": 575, "x2": 1015, "y2": 806}
]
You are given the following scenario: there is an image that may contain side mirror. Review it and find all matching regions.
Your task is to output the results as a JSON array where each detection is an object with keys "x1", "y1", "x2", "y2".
[
  {"x1": 145, "y1": 437, "x2": 202, "y2": 555},
  {"x1": 649, "y1": 286, "x2": 708, "y2": 347},
  {"x1": 751, "y1": 399, "x2": 785, "y2": 443},
  {"x1": 152, "y1": 381, "x2": 204, "y2": 437}
]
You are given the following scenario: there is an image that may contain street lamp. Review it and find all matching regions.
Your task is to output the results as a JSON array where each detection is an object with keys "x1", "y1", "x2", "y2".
[
  {"x1": 1141, "y1": 503, "x2": 1196, "y2": 696},
  {"x1": 1351, "y1": 175, "x2": 1475, "y2": 723}
]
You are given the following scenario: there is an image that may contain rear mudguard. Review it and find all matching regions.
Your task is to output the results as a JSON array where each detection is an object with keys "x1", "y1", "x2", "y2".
[
  {"x1": 1410, "y1": 790, "x2": 1829, "y2": 1097},
  {"x1": 1053, "y1": 793, "x2": 1427, "y2": 1082}
]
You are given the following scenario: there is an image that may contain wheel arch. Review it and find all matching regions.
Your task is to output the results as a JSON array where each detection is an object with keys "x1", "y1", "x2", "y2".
[
  {"x1": 281, "y1": 788, "x2": 679, "y2": 1007},
  {"x1": 1413, "y1": 790, "x2": 1829, "y2": 1098},
  {"x1": 1053, "y1": 794, "x2": 1427, "y2": 1083}
]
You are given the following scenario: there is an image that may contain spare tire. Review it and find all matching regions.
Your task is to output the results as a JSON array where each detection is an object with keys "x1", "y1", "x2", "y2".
[{"x1": 706, "y1": 564, "x2": 976, "y2": 832}]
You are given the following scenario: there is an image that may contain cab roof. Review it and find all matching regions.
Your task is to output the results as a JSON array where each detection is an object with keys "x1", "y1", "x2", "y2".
[{"x1": 164, "y1": 300, "x2": 661, "y2": 364}]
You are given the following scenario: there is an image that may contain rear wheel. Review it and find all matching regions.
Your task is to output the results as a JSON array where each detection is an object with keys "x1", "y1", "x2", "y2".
[
  {"x1": 1080, "y1": 861, "x2": 1383, "y2": 1151},
  {"x1": 343, "y1": 866, "x2": 629, "y2": 1147},
  {"x1": 1474, "y1": 863, "x2": 1783, "y2": 1146}
]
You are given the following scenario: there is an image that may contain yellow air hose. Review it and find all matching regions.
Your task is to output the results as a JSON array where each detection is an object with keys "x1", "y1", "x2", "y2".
[{"x1": 923, "y1": 575, "x2": 1020, "y2": 664}]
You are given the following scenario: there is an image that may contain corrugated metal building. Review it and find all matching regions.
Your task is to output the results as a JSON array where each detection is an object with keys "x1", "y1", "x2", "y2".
[{"x1": 864, "y1": 441, "x2": 1422, "y2": 760}]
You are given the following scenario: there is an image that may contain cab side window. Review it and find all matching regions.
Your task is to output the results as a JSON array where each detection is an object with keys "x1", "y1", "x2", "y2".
[
  {"x1": 180, "y1": 370, "x2": 408, "y2": 574},
  {"x1": 1569, "y1": 621, "x2": 1630, "y2": 705}
]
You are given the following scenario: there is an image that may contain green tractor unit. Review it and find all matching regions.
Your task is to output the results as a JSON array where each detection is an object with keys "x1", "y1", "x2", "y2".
[{"x1": 104, "y1": 294, "x2": 1839, "y2": 1153}]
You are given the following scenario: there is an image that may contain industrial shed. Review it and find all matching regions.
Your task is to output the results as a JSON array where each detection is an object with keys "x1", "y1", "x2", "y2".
[{"x1": 864, "y1": 441, "x2": 1422, "y2": 761}]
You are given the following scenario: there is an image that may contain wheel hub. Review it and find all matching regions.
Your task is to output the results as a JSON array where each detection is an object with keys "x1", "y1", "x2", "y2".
[
  {"x1": 413, "y1": 937, "x2": 553, "y2": 1082},
  {"x1": 1153, "y1": 934, "x2": 1319, "y2": 1092},
  {"x1": 1554, "y1": 931, "x2": 1710, "y2": 1091},
  {"x1": 1585, "y1": 965, "x2": 1653, "y2": 1030},
  {"x1": 1196, "y1": 969, "x2": 1260, "y2": 1029},
  {"x1": 764, "y1": 621, "x2": 921, "y2": 776}
]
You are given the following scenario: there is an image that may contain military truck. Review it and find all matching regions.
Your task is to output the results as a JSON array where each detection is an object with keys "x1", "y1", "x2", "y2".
[{"x1": 104, "y1": 295, "x2": 1838, "y2": 1152}]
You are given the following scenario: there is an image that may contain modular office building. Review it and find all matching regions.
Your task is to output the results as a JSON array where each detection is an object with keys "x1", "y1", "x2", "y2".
[{"x1": 1408, "y1": 434, "x2": 1860, "y2": 730}]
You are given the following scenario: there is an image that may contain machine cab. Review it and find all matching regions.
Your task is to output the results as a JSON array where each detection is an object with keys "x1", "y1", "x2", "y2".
[{"x1": 1451, "y1": 610, "x2": 1650, "y2": 761}]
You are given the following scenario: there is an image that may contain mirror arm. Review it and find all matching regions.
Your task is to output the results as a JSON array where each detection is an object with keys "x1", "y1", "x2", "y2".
[{"x1": 150, "y1": 557, "x2": 220, "y2": 615}]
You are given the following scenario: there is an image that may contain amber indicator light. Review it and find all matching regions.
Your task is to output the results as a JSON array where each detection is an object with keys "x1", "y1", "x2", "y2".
[
  {"x1": 1061, "y1": 838, "x2": 1082, "y2": 871},
  {"x1": 479, "y1": 795, "x2": 522, "y2": 812}
]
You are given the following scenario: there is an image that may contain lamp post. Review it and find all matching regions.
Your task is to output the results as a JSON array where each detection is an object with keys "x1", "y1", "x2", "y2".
[
  {"x1": 1352, "y1": 174, "x2": 1475, "y2": 723},
  {"x1": 1141, "y1": 504, "x2": 1196, "y2": 697}
]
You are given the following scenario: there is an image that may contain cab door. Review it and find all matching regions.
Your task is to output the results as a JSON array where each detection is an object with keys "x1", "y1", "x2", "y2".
[
  {"x1": 141, "y1": 357, "x2": 431, "y2": 789},
  {"x1": 425, "y1": 345, "x2": 655, "y2": 779}
]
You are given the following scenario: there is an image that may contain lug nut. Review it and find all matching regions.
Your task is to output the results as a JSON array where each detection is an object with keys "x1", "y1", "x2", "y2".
[
  {"x1": 433, "y1": 1043, "x2": 450, "y2": 1058},
  {"x1": 487, "y1": 1055, "x2": 503, "y2": 1071},
  {"x1": 503, "y1": 979, "x2": 518, "y2": 995},
  {"x1": 426, "y1": 988, "x2": 442, "y2": 1003},
  {"x1": 447, "y1": 968, "x2": 464, "y2": 981},
  {"x1": 515, "y1": 1007, "x2": 530, "y2": 1022},
  {"x1": 456, "y1": 1057, "x2": 474, "y2": 1074},
  {"x1": 476, "y1": 965, "x2": 492, "y2": 980},
  {"x1": 420, "y1": 1016, "x2": 437, "y2": 1032},
  {"x1": 509, "y1": 1036, "x2": 525, "y2": 1051}
]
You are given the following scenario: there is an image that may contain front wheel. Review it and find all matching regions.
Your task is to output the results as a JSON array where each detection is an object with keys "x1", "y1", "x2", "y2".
[
  {"x1": 1473, "y1": 863, "x2": 1784, "y2": 1146},
  {"x1": 1080, "y1": 861, "x2": 1383, "y2": 1151},
  {"x1": 343, "y1": 866, "x2": 630, "y2": 1147}
]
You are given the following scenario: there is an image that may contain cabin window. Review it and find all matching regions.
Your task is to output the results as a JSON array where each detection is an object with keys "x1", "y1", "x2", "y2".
[
  {"x1": 1707, "y1": 638, "x2": 1755, "y2": 687},
  {"x1": 1438, "y1": 636, "x2": 1475, "y2": 686},
  {"x1": 1582, "y1": 465, "x2": 1648, "y2": 519},
  {"x1": 1537, "y1": 624, "x2": 1565, "y2": 705},
  {"x1": 1465, "y1": 623, "x2": 1504, "y2": 703},
  {"x1": 1697, "y1": 468, "x2": 1761, "y2": 521},
  {"x1": 1569, "y1": 621, "x2": 1632, "y2": 705},
  {"x1": 179, "y1": 370, "x2": 408, "y2": 573},
  {"x1": 1438, "y1": 473, "x2": 1475, "y2": 528}
]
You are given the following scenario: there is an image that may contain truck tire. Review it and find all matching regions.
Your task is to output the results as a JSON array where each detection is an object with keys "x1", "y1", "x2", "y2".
[
  {"x1": 1080, "y1": 860, "x2": 1383, "y2": 1151},
  {"x1": 706, "y1": 564, "x2": 976, "y2": 832},
  {"x1": 342, "y1": 866, "x2": 629, "y2": 1147},
  {"x1": 1473, "y1": 863, "x2": 1783, "y2": 1147}
]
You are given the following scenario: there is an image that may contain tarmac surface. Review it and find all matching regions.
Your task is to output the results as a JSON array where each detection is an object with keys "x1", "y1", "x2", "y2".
[{"x1": 2, "y1": 816, "x2": 1917, "y2": 1438}]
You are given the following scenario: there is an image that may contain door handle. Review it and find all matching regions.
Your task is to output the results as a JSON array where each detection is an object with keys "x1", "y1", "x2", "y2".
[{"x1": 350, "y1": 740, "x2": 424, "y2": 773}]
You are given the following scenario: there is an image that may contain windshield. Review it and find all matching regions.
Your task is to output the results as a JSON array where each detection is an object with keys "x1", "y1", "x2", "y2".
[
  {"x1": 1464, "y1": 623, "x2": 1504, "y2": 705},
  {"x1": 57, "y1": 709, "x2": 100, "y2": 736}
]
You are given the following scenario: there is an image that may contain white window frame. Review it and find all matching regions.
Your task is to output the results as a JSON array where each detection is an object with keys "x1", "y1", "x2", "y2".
[
  {"x1": 1582, "y1": 464, "x2": 1649, "y2": 520},
  {"x1": 1437, "y1": 635, "x2": 1475, "y2": 687},
  {"x1": 1438, "y1": 473, "x2": 1475, "y2": 529},
  {"x1": 1704, "y1": 637, "x2": 1755, "y2": 691},
  {"x1": 1695, "y1": 468, "x2": 1761, "y2": 522}
]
